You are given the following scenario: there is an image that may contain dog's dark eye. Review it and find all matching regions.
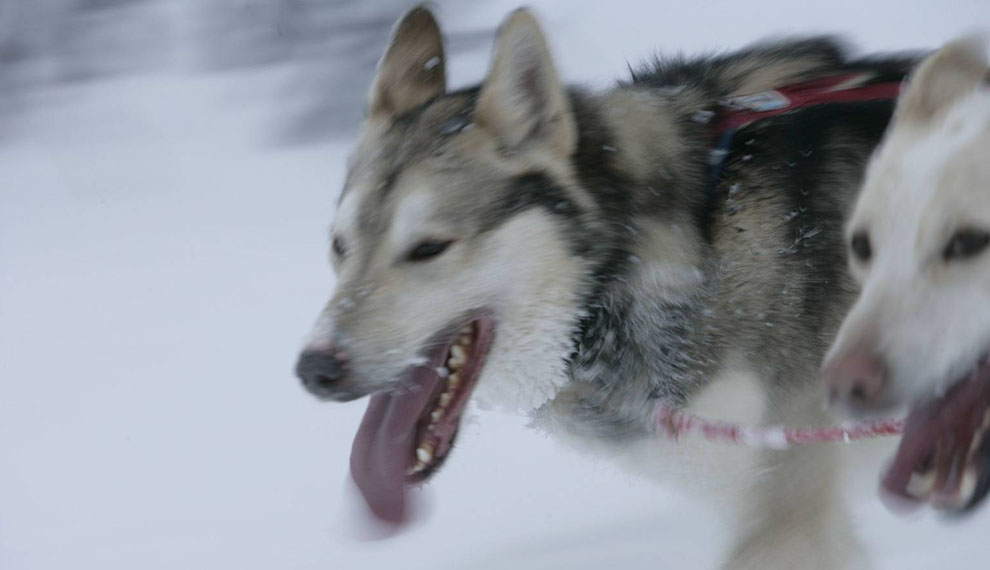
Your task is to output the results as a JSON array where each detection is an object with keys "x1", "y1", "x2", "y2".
[
  {"x1": 944, "y1": 229, "x2": 990, "y2": 261},
  {"x1": 332, "y1": 236, "x2": 347, "y2": 259},
  {"x1": 407, "y1": 239, "x2": 454, "y2": 262},
  {"x1": 850, "y1": 232, "x2": 872, "y2": 263}
]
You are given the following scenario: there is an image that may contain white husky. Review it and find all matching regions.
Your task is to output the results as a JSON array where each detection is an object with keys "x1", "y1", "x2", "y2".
[{"x1": 823, "y1": 37, "x2": 990, "y2": 511}]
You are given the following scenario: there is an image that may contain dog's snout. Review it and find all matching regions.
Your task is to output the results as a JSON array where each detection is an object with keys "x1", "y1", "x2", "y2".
[
  {"x1": 296, "y1": 348, "x2": 351, "y2": 400},
  {"x1": 823, "y1": 350, "x2": 887, "y2": 410}
]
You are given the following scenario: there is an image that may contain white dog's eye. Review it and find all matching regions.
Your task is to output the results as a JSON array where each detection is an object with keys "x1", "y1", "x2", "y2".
[
  {"x1": 407, "y1": 239, "x2": 454, "y2": 262},
  {"x1": 943, "y1": 229, "x2": 990, "y2": 261},
  {"x1": 850, "y1": 231, "x2": 872, "y2": 263}
]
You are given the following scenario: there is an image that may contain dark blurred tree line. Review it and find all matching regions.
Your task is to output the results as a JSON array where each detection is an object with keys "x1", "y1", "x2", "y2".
[{"x1": 0, "y1": 0, "x2": 489, "y2": 142}]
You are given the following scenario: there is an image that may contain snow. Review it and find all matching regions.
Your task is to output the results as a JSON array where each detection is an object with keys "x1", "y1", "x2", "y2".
[{"x1": 1, "y1": 1, "x2": 989, "y2": 569}]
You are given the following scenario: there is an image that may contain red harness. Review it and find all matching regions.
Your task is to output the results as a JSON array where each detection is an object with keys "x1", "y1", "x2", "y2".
[
  {"x1": 706, "y1": 71, "x2": 904, "y2": 179},
  {"x1": 712, "y1": 71, "x2": 904, "y2": 136}
]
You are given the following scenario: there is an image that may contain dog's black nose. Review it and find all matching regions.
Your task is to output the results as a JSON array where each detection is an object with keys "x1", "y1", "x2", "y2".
[{"x1": 296, "y1": 349, "x2": 350, "y2": 400}]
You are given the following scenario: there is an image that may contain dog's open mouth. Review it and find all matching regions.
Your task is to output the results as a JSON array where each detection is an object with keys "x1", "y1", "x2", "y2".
[
  {"x1": 349, "y1": 314, "x2": 495, "y2": 523},
  {"x1": 883, "y1": 357, "x2": 990, "y2": 512}
]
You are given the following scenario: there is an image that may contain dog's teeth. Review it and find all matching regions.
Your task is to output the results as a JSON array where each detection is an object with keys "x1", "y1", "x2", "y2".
[
  {"x1": 436, "y1": 366, "x2": 450, "y2": 378},
  {"x1": 439, "y1": 392, "x2": 452, "y2": 407},
  {"x1": 448, "y1": 342, "x2": 467, "y2": 367},
  {"x1": 970, "y1": 427, "x2": 988, "y2": 459},
  {"x1": 409, "y1": 462, "x2": 426, "y2": 475},
  {"x1": 431, "y1": 409, "x2": 443, "y2": 423},
  {"x1": 906, "y1": 470, "x2": 935, "y2": 499},
  {"x1": 416, "y1": 444, "x2": 433, "y2": 464},
  {"x1": 958, "y1": 467, "x2": 979, "y2": 505},
  {"x1": 448, "y1": 373, "x2": 460, "y2": 387}
]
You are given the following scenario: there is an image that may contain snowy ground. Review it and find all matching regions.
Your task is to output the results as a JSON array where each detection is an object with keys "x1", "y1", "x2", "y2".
[{"x1": 2, "y1": 1, "x2": 989, "y2": 568}]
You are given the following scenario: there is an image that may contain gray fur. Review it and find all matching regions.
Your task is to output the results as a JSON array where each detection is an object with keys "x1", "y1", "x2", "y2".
[{"x1": 299, "y1": 7, "x2": 921, "y2": 568}]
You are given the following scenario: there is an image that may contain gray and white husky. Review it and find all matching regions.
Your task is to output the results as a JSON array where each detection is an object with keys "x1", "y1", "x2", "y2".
[
  {"x1": 295, "y1": 7, "x2": 915, "y2": 568},
  {"x1": 823, "y1": 37, "x2": 990, "y2": 513}
]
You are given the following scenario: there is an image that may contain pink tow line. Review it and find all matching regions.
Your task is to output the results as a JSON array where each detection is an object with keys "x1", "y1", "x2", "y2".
[{"x1": 654, "y1": 404, "x2": 904, "y2": 450}]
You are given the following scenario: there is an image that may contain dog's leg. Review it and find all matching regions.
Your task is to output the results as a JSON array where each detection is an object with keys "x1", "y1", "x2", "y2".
[{"x1": 724, "y1": 432, "x2": 870, "y2": 570}]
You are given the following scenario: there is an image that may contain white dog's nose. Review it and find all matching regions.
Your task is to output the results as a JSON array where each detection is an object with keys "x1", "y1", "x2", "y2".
[{"x1": 822, "y1": 350, "x2": 887, "y2": 410}]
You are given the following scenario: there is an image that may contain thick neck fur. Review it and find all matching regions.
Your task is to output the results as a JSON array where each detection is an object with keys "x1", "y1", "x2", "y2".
[
  {"x1": 532, "y1": 38, "x2": 912, "y2": 440},
  {"x1": 534, "y1": 85, "x2": 720, "y2": 440}
]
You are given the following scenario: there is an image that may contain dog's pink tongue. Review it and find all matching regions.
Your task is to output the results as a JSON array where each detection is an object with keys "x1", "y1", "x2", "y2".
[
  {"x1": 350, "y1": 372, "x2": 440, "y2": 524},
  {"x1": 882, "y1": 365, "x2": 990, "y2": 503}
]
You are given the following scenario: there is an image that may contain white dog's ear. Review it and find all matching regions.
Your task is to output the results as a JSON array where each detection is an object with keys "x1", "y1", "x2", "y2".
[
  {"x1": 897, "y1": 35, "x2": 989, "y2": 122},
  {"x1": 367, "y1": 6, "x2": 446, "y2": 120},
  {"x1": 476, "y1": 9, "x2": 576, "y2": 157}
]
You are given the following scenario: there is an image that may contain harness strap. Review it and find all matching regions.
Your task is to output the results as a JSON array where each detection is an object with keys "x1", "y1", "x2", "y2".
[
  {"x1": 655, "y1": 404, "x2": 905, "y2": 450},
  {"x1": 708, "y1": 72, "x2": 904, "y2": 178},
  {"x1": 713, "y1": 72, "x2": 903, "y2": 134}
]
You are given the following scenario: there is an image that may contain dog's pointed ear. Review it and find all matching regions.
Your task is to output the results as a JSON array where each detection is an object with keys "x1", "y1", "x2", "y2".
[
  {"x1": 476, "y1": 9, "x2": 576, "y2": 157},
  {"x1": 897, "y1": 35, "x2": 988, "y2": 123},
  {"x1": 367, "y1": 6, "x2": 446, "y2": 120}
]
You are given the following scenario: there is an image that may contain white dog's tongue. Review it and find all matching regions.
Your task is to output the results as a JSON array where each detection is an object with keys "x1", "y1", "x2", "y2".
[
  {"x1": 350, "y1": 370, "x2": 441, "y2": 523},
  {"x1": 882, "y1": 363, "x2": 990, "y2": 508}
]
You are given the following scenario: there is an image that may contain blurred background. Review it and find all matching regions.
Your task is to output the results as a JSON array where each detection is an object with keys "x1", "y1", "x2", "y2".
[
  {"x1": 1, "y1": 1, "x2": 988, "y2": 569},
  {"x1": 0, "y1": 0, "x2": 491, "y2": 142}
]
